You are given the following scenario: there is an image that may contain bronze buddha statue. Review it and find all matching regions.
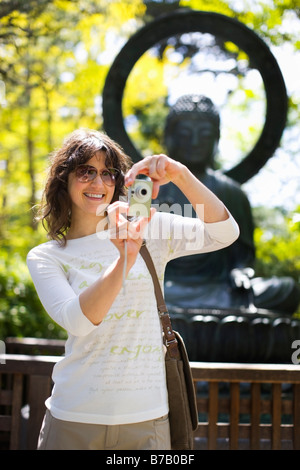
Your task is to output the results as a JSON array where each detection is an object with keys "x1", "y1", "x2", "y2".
[{"x1": 154, "y1": 95, "x2": 300, "y2": 314}]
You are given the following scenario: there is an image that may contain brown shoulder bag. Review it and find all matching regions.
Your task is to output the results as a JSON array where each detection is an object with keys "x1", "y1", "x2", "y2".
[{"x1": 140, "y1": 243, "x2": 198, "y2": 450}]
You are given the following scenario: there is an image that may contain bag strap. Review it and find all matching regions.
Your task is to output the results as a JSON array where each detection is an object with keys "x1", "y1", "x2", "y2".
[{"x1": 139, "y1": 243, "x2": 180, "y2": 359}]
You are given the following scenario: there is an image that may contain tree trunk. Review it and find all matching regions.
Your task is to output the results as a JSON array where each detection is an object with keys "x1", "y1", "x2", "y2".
[{"x1": 26, "y1": 89, "x2": 37, "y2": 229}]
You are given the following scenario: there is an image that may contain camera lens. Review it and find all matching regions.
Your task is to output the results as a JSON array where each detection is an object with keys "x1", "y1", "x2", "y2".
[{"x1": 134, "y1": 183, "x2": 149, "y2": 201}]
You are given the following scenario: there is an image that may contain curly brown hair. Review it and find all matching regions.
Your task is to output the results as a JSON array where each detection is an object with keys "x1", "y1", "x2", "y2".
[{"x1": 38, "y1": 129, "x2": 132, "y2": 246}]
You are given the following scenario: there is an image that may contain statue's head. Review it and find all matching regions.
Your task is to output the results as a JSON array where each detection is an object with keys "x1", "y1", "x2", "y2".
[{"x1": 164, "y1": 95, "x2": 220, "y2": 171}]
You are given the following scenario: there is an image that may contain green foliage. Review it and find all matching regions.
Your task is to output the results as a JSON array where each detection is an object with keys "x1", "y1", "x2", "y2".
[
  {"x1": 254, "y1": 213, "x2": 300, "y2": 282},
  {"x1": 0, "y1": 249, "x2": 66, "y2": 340},
  {"x1": 0, "y1": 0, "x2": 146, "y2": 340},
  {"x1": 253, "y1": 206, "x2": 300, "y2": 314}
]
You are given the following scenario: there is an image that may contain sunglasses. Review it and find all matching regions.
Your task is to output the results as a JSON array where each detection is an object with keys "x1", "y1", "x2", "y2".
[{"x1": 75, "y1": 165, "x2": 120, "y2": 186}]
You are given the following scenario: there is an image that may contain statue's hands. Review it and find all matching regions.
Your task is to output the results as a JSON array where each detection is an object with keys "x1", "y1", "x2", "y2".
[
  {"x1": 125, "y1": 154, "x2": 183, "y2": 199},
  {"x1": 230, "y1": 267, "x2": 255, "y2": 290}
]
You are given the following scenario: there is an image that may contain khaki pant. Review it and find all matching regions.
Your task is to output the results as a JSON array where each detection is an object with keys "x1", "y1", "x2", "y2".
[{"x1": 37, "y1": 410, "x2": 171, "y2": 450}]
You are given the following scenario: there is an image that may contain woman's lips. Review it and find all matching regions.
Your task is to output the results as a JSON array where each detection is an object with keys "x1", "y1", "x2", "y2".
[{"x1": 84, "y1": 192, "x2": 105, "y2": 200}]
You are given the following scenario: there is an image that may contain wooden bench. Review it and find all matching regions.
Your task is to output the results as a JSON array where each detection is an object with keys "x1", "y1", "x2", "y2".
[
  {"x1": 0, "y1": 354, "x2": 59, "y2": 450},
  {"x1": 191, "y1": 362, "x2": 300, "y2": 450},
  {"x1": 1, "y1": 349, "x2": 300, "y2": 450},
  {"x1": 5, "y1": 337, "x2": 66, "y2": 356}
]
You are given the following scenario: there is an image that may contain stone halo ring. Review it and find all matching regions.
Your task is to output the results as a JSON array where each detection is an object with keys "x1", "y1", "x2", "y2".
[{"x1": 102, "y1": 10, "x2": 287, "y2": 184}]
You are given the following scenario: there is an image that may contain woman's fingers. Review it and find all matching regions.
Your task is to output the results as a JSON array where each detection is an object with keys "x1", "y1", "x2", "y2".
[
  {"x1": 127, "y1": 207, "x2": 156, "y2": 240},
  {"x1": 125, "y1": 155, "x2": 169, "y2": 185},
  {"x1": 125, "y1": 155, "x2": 169, "y2": 200},
  {"x1": 107, "y1": 201, "x2": 156, "y2": 242},
  {"x1": 107, "y1": 201, "x2": 128, "y2": 239}
]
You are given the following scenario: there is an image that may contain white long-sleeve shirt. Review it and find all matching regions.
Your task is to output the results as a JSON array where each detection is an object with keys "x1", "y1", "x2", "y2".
[{"x1": 27, "y1": 211, "x2": 239, "y2": 425}]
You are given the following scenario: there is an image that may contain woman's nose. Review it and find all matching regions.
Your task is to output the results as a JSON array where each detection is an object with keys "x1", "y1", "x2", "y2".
[{"x1": 91, "y1": 174, "x2": 105, "y2": 187}]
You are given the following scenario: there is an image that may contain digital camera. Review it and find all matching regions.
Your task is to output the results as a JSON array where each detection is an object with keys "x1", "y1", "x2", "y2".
[{"x1": 128, "y1": 179, "x2": 153, "y2": 218}]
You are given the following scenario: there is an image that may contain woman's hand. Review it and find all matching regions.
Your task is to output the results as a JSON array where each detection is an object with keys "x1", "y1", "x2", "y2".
[
  {"x1": 125, "y1": 153, "x2": 229, "y2": 223},
  {"x1": 107, "y1": 201, "x2": 156, "y2": 270},
  {"x1": 125, "y1": 154, "x2": 183, "y2": 199},
  {"x1": 79, "y1": 201, "x2": 155, "y2": 326}
]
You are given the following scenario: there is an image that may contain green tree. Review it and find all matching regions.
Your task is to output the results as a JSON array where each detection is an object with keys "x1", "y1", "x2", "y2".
[
  {"x1": 0, "y1": 0, "x2": 146, "y2": 338},
  {"x1": 253, "y1": 205, "x2": 300, "y2": 315},
  {"x1": 253, "y1": 206, "x2": 300, "y2": 283}
]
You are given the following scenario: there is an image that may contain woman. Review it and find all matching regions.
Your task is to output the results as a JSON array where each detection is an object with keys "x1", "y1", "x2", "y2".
[{"x1": 27, "y1": 128, "x2": 239, "y2": 450}]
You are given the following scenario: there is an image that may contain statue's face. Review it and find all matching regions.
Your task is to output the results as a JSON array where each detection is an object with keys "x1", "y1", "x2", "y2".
[{"x1": 165, "y1": 114, "x2": 219, "y2": 170}]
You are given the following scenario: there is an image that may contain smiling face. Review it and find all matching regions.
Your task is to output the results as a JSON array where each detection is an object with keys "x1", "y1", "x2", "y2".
[{"x1": 68, "y1": 150, "x2": 116, "y2": 231}]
